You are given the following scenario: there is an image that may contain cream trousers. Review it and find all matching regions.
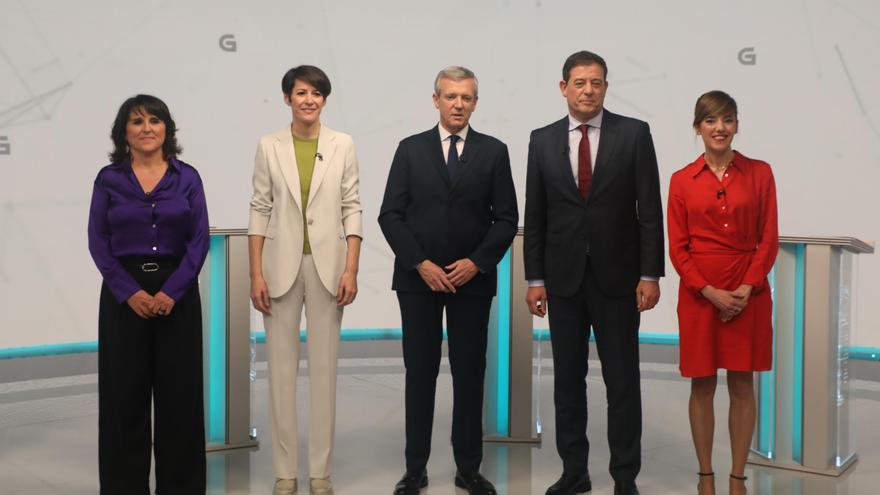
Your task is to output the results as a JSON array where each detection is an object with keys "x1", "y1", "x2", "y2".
[{"x1": 263, "y1": 254, "x2": 342, "y2": 479}]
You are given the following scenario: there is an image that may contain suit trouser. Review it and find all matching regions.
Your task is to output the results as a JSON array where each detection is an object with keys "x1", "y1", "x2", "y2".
[
  {"x1": 98, "y1": 260, "x2": 206, "y2": 495},
  {"x1": 397, "y1": 291, "x2": 492, "y2": 476},
  {"x1": 547, "y1": 261, "x2": 642, "y2": 482},
  {"x1": 264, "y1": 254, "x2": 342, "y2": 480}
]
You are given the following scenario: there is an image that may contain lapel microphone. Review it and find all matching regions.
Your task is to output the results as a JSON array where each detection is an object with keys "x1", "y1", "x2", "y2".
[
  {"x1": 315, "y1": 152, "x2": 323, "y2": 161},
  {"x1": 717, "y1": 189, "x2": 725, "y2": 199}
]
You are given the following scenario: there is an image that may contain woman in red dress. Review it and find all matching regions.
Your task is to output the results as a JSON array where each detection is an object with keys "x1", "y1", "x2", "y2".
[{"x1": 668, "y1": 91, "x2": 778, "y2": 495}]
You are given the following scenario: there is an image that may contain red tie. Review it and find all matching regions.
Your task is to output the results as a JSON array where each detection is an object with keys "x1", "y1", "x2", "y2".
[{"x1": 577, "y1": 124, "x2": 593, "y2": 200}]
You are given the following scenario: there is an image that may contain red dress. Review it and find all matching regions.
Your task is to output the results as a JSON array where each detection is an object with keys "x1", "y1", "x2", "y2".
[{"x1": 667, "y1": 151, "x2": 778, "y2": 377}]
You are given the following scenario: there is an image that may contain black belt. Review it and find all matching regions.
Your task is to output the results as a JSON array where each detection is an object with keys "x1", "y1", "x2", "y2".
[{"x1": 120, "y1": 256, "x2": 180, "y2": 272}]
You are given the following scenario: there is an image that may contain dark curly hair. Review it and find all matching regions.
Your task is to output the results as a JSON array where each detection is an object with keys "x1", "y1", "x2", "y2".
[{"x1": 109, "y1": 94, "x2": 182, "y2": 163}]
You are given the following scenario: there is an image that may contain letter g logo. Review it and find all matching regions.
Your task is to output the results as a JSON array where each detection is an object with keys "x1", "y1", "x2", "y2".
[
  {"x1": 219, "y1": 34, "x2": 237, "y2": 52},
  {"x1": 738, "y1": 47, "x2": 756, "y2": 66}
]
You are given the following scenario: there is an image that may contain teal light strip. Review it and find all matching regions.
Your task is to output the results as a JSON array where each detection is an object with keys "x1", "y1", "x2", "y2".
[
  {"x1": 533, "y1": 328, "x2": 551, "y2": 342},
  {"x1": 0, "y1": 341, "x2": 98, "y2": 359},
  {"x1": 6, "y1": 332, "x2": 880, "y2": 361},
  {"x1": 337, "y1": 328, "x2": 404, "y2": 342},
  {"x1": 531, "y1": 329, "x2": 679, "y2": 346},
  {"x1": 251, "y1": 328, "x2": 419, "y2": 344},
  {"x1": 848, "y1": 347, "x2": 880, "y2": 361},
  {"x1": 758, "y1": 266, "x2": 778, "y2": 457},
  {"x1": 495, "y1": 249, "x2": 512, "y2": 436},
  {"x1": 207, "y1": 236, "x2": 227, "y2": 444},
  {"x1": 792, "y1": 244, "x2": 806, "y2": 464},
  {"x1": 637, "y1": 333, "x2": 681, "y2": 346}
]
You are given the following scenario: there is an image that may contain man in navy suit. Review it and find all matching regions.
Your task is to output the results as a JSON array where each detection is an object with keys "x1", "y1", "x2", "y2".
[
  {"x1": 524, "y1": 51, "x2": 665, "y2": 495},
  {"x1": 379, "y1": 66, "x2": 518, "y2": 495}
]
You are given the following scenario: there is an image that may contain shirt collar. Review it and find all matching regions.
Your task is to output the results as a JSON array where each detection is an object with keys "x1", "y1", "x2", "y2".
[
  {"x1": 569, "y1": 109, "x2": 604, "y2": 132},
  {"x1": 688, "y1": 150, "x2": 742, "y2": 177},
  {"x1": 438, "y1": 123, "x2": 470, "y2": 142}
]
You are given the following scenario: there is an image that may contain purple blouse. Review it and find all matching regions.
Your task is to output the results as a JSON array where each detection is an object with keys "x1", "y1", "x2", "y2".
[{"x1": 88, "y1": 158, "x2": 209, "y2": 303}]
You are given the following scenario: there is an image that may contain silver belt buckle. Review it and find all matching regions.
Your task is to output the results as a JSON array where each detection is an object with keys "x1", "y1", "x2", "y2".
[{"x1": 141, "y1": 262, "x2": 159, "y2": 272}]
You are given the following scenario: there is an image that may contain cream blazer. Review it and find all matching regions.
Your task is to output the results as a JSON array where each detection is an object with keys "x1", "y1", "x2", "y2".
[{"x1": 248, "y1": 125, "x2": 363, "y2": 297}]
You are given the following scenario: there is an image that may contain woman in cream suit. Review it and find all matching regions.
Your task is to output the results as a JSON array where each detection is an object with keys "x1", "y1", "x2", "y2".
[{"x1": 249, "y1": 65, "x2": 362, "y2": 495}]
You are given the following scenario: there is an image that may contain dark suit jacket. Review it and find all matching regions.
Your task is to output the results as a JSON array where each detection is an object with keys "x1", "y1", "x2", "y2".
[
  {"x1": 379, "y1": 126, "x2": 518, "y2": 297},
  {"x1": 523, "y1": 110, "x2": 664, "y2": 298}
]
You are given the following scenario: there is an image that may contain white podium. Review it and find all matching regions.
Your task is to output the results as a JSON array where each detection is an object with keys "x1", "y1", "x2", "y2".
[{"x1": 749, "y1": 236, "x2": 874, "y2": 476}]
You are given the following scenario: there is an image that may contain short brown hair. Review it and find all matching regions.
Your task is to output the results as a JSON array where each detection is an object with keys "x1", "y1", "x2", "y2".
[{"x1": 693, "y1": 90, "x2": 737, "y2": 127}]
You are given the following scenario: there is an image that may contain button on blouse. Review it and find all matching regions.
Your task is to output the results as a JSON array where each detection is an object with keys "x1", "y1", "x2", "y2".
[{"x1": 88, "y1": 158, "x2": 209, "y2": 303}]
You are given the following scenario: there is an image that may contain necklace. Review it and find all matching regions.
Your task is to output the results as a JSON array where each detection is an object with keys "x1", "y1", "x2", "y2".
[
  {"x1": 705, "y1": 153, "x2": 733, "y2": 177},
  {"x1": 708, "y1": 162, "x2": 729, "y2": 175}
]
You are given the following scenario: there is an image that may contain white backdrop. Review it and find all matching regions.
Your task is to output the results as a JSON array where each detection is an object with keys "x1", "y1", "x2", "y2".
[{"x1": 1, "y1": 0, "x2": 878, "y2": 349}]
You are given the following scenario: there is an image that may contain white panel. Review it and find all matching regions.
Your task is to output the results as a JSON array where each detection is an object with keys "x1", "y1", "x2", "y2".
[{"x1": 1, "y1": 0, "x2": 878, "y2": 348}]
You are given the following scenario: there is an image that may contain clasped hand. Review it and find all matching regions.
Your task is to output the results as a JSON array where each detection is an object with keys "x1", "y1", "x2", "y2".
[
  {"x1": 126, "y1": 290, "x2": 176, "y2": 319},
  {"x1": 417, "y1": 258, "x2": 479, "y2": 293},
  {"x1": 700, "y1": 284, "x2": 753, "y2": 322}
]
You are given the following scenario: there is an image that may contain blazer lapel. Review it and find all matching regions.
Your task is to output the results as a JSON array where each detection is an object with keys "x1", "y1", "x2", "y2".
[
  {"x1": 274, "y1": 129, "x2": 303, "y2": 212},
  {"x1": 589, "y1": 109, "x2": 618, "y2": 202},
  {"x1": 450, "y1": 128, "x2": 481, "y2": 191},
  {"x1": 307, "y1": 125, "x2": 337, "y2": 207},
  {"x1": 427, "y1": 126, "x2": 451, "y2": 187},
  {"x1": 552, "y1": 117, "x2": 582, "y2": 201}
]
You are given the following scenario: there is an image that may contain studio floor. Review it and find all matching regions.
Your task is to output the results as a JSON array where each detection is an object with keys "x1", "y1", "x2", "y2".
[{"x1": 2, "y1": 343, "x2": 879, "y2": 495}]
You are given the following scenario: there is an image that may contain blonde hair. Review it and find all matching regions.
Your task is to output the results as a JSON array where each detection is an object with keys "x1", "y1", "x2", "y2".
[{"x1": 434, "y1": 66, "x2": 479, "y2": 97}]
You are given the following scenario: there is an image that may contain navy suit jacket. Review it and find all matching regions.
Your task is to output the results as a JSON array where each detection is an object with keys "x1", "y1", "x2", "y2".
[{"x1": 378, "y1": 126, "x2": 518, "y2": 297}]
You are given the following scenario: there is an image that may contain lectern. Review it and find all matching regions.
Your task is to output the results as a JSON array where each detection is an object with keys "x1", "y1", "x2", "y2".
[
  {"x1": 749, "y1": 236, "x2": 874, "y2": 476},
  {"x1": 485, "y1": 229, "x2": 542, "y2": 444},
  {"x1": 200, "y1": 228, "x2": 257, "y2": 451}
]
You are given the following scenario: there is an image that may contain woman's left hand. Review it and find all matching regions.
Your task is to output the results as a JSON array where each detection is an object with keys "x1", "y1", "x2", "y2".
[
  {"x1": 337, "y1": 271, "x2": 358, "y2": 307},
  {"x1": 153, "y1": 291, "x2": 176, "y2": 316},
  {"x1": 719, "y1": 308, "x2": 737, "y2": 322},
  {"x1": 719, "y1": 285, "x2": 753, "y2": 322}
]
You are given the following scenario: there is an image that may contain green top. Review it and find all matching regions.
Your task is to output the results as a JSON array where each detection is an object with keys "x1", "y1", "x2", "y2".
[{"x1": 293, "y1": 135, "x2": 318, "y2": 254}]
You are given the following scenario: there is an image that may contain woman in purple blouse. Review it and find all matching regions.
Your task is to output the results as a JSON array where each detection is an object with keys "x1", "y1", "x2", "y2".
[{"x1": 88, "y1": 94, "x2": 209, "y2": 494}]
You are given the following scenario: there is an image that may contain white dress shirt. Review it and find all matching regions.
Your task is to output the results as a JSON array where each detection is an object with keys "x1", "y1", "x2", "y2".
[{"x1": 439, "y1": 123, "x2": 468, "y2": 163}]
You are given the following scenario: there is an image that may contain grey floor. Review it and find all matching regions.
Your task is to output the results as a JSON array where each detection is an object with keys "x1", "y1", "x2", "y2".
[{"x1": 2, "y1": 345, "x2": 880, "y2": 494}]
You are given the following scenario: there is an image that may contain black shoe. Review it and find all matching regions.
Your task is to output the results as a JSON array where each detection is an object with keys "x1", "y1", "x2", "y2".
[
  {"x1": 454, "y1": 471, "x2": 497, "y2": 495},
  {"x1": 393, "y1": 469, "x2": 427, "y2": 495},
  {"x1": 545, "y1": 473, "x2": 591, "y2": 495},
  {"x1": 613, "y1": 480, "x2": 639, "y2": 495}
]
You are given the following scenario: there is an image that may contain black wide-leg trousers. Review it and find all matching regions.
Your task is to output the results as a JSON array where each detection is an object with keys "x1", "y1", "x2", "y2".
[
  {"x1": 547, "y1": 261, "x2": 642, "y2": 482},
  {"x1": 397, "y1": 291, "x2": 492, "y2": 476},
  {"x1": 98, "y1": 260, "x2": 206, "y2": 494}
]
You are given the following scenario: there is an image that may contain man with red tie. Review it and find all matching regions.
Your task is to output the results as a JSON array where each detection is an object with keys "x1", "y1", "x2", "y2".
[{"x1": 523, "y1": 51, "x2": 665, "y2": 495}]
